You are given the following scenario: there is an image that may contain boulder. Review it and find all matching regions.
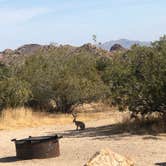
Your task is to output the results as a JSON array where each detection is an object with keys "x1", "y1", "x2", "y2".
[
  {"x1": 15, "y1": 44, "x2": 42, "y2": 55},
  {"x1": 110, "y1": 44, "x2": 125, "y2": 52},
  {"x1": 3, "y1": 49, "x2": 14, "y2": 55},
  {"x1": 85, "y1": 149, "x2": 134, "y2": 166}
]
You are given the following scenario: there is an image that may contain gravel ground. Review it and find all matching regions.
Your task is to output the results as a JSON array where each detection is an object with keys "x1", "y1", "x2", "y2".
[{"x1": 0, "y1": 118, "x2": 166, "y2": 166}]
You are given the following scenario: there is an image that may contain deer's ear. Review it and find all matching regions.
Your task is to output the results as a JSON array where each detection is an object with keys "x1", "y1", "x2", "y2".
[
  {"x1": 72, "y1": 113, "x2": 76, "y2": 118},
  {"x1": 72, "y1": 112, "x2": 77, "y2": 117}
]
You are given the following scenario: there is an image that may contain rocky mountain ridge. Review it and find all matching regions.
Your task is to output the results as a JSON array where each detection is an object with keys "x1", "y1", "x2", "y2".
[{"x1": 101, "y1": 39, "x2": 151, "y2": 50}]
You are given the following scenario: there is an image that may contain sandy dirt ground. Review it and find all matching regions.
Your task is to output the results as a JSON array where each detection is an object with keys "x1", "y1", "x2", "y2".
[{"x1": 0, "y1": 117, "x2": 166, "y2": 166}]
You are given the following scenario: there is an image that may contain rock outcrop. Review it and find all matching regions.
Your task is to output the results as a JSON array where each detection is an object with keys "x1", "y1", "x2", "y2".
[
  {"x1": 0, "y1": 54, "x2": 3, "y2": 60},
  {"x1": 2, "y1": 49, "x2": 14, "y2": 55},
  {"x1": 110, "y1": 44, "x2": 126, "y2": 52},
  {"x1": 85, "y1": 149, "x2": 134, "y2": 166},
  {"x1": 15, "y1": 44, "x2": 42, "y2": 55}
]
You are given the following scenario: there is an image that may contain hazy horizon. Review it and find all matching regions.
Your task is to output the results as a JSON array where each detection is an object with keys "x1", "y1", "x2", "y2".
[{"x1": 0, "y1": 0, "x2": 166, "y2": 50}]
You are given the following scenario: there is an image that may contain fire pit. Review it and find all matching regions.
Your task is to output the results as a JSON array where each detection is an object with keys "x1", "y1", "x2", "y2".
[{"x1": 11, "y1": 135, "x2": 63, "y2": 159}]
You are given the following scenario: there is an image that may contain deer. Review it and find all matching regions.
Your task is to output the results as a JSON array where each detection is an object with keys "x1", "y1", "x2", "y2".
[{"x1": 72, "y1": 113, "x2": 85, "y2": 130}]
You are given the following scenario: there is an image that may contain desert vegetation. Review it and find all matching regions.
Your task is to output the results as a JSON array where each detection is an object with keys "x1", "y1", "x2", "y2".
[
  {"x1": 0, "y1": 36, "x2": 166, "y2": 131},
  {"x1": 0, "y1": 37, "x2": 166, "y2": 166},
  {"x1": 0, "y1": 104, "x2": 115, "y2": 130}
]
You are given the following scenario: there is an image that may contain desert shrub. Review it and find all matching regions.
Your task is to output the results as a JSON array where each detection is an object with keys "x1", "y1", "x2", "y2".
[
  {"x1": 102, "y1": 36, "x2": 166, "y2": 115},
  {"x1": 17, "y1": 52, "x2": 107, "y2": 113},
  {"x1": 0, "y1": 63, "x2": 9, "y2": 80},
  {"x1": 0, "y1": 77, "x2": 32, "y2": 110}
]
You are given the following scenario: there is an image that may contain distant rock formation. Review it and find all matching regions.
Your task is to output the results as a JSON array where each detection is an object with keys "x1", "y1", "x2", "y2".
[
  {"x1": 101, "y1": 39, "x2": 151, "y2": 50},
  {"x1": 85, "y1": 149, "x2": 134, "y2": 166},
  {"x1": 78, "y1": 43, "x2": 112, "y2": 57},
  {"x1": 0, "y1": 54, "x2": 3, "y2": 60},
  {"x1": 3, "y1": 49, "x2": 14, "y2": 55},
  {"x1": 0, "y1": 43, "x2": 113, "y2": 65},
  {"x1": 15, "y1": 44, "x2": 42, "y2": 55},
  {"x1": 110, "y1": 44, "x2": 126, "y2": 52}
]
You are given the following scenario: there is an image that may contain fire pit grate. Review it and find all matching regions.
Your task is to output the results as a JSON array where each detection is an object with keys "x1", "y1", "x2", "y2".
[{"x1": 11, "y1": 135, "x2": 63, "y2": 159}]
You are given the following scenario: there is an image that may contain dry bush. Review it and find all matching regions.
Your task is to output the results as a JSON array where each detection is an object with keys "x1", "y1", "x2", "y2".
[
  {"x1": 117, "y1": 112, "x2": 166, "y2": 134},
  {"x1": 75, "y1": 102, "x2": 115, "y2": 113}
]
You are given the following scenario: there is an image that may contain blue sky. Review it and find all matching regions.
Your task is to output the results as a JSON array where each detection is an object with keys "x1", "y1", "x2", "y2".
[{"x1": 0, "y1": 0, "x2": 166, "y2": 50}]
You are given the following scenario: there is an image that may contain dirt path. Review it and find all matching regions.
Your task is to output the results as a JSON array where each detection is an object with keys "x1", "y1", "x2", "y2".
[{"x1": 0, "y1": 118, "x2": 166, "y2": 166}]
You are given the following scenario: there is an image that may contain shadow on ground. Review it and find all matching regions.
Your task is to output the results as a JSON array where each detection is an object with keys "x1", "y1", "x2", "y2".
[
  {"x1": 48, "y1": 123, "x2": 161, "y2": 141},
  {"x1": 0, "y1": 156, "x2": 20, "y2": 163},
  {"x1": 155, "y1": 162, "x2": 166, "y2": 166}
]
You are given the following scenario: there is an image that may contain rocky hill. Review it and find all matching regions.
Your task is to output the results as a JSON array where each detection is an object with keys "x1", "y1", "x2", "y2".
[
  {"x1": 0, "y1": 43, "x2": 113, "y2": 65},
  {"x1": 101, "y1": 39, "x2": 150, "y2": 50},
  {"x1": 1, "y1": 39, "x2": 150, "y2": 65}
]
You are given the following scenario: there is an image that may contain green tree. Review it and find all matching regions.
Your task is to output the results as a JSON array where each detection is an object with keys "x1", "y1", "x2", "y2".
[
  {"x1": 92, "y1": 34, "x2": 97, "y2": 44},
  {"x1": 0, "y1": 77, "x2": 32, "y2": 110},
  {"x1": 0, "y1": 63, "x2": 9, "y2": 80},
  {"x1": 102, "y1": 38, "x2": 166, "y2": 115},
  {"x1": 18, "y1": 52, "x2": 107, "y2": 113}
]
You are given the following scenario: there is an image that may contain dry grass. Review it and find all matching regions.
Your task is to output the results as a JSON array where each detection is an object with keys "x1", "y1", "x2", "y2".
[
  {"x1": 117, "y1": 112, "x2": 166, "y2": 134},
  {"x1": 1, "y1": 106, "x2": 165, "y2": 134},
  {"x1": 75, "y1": 102, "x2": 112, "y2": 113},
  {"x1": 0, "y1": 106, "x2": 116, "y2": 130}
]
